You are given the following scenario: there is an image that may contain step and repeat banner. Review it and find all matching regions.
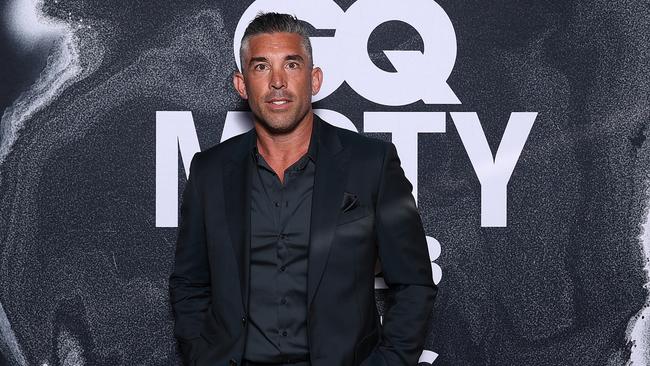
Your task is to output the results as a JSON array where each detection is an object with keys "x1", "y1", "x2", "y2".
[{"x1": 1, "y1": 0, "x2": 649, "y2": 365}]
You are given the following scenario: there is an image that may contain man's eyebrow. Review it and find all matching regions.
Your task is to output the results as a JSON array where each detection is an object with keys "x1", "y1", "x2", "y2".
[
  {"x1": 286, "y1": 54, "x2": 305, "y2": 62},
  {"x1": 248, "y1": 56, "x2": 268, "y2": 66}
]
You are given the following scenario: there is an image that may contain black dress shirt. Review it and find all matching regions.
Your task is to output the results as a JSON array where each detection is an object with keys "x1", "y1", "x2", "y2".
[{"x1": 244, "y1": 120, "x2": 320, "y2": 363}]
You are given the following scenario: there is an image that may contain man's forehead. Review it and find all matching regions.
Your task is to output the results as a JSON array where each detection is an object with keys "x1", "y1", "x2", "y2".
[{"x1": 246, "y1": 32, "x2": 307, "y2": 57}]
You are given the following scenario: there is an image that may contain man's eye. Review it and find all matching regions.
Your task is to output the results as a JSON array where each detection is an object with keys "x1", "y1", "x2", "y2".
[
  {"x1": 286, "y1": 62, "x2": 299, "y2": 69},
  {"x1": 254, "y1": 64, "x2": 268, "y2": 71}
]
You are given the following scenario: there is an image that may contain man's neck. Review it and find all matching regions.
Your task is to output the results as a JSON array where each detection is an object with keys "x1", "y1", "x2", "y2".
[{"x1": 254, "y1": 113, "x2": 314, "y2": 182}]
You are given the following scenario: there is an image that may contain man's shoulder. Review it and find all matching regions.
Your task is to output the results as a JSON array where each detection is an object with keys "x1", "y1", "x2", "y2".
[
  {"x1": 189, "y1": 129, "x2": 252, "y2": 174},
  {"x1": 194, "y1": 129, "x2": 252, "y2": 162}
]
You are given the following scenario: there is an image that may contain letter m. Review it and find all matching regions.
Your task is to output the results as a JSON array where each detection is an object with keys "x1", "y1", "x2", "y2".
[{"x1": 156, "y1": 111, "x2": 201, "y2": 227}]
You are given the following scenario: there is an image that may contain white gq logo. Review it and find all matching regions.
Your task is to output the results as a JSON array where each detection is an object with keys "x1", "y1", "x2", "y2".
[{"x1": 233, "y1": 0, "x2": 460, "y2": 105}]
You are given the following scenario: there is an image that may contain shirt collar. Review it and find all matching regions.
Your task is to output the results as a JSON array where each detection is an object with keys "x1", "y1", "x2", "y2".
[{"x1": 250, "y1": 115, "x2": 320, "y2": 163}]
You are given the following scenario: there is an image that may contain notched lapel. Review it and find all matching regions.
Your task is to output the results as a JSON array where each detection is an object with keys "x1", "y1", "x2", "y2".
[
  {"x1": 308, "y1": 120, "x2": 351, "y2": 308},
  {"x1": 222, "y1": 134, "x2": 253, "y2": 311}
]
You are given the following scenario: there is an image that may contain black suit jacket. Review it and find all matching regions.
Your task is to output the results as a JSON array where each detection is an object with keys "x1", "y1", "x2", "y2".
[{"x1": 169, "y1": 116, "x2": 436, "y2": 366}]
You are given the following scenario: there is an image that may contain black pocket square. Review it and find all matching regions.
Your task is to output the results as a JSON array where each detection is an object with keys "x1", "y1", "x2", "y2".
[{"x1": 340, "y1": 192, "x2": 359, "y2": 212}]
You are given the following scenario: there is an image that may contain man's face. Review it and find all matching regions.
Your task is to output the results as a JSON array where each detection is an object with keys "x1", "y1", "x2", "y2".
[{"x1": 234, "y1": 32, "x2": 323, "y2": 134}]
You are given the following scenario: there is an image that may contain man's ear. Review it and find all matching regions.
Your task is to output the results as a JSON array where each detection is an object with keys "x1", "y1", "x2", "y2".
[
  {"x1": 311, "y1": 67, "x2": 323, "y2": 96},
  {"x1": 233, "y1": 71, "x2": 248, "y2": 99}
]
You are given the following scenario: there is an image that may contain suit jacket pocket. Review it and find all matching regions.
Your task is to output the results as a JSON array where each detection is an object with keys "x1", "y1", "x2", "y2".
[{"x1": 336, "y1": 205, "x2": 371, "y2": 226}]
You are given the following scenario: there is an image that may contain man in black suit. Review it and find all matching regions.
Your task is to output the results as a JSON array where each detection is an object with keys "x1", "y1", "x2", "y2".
[{"x1": 169, "y1": 12, "x2": 436, "y2": 366}]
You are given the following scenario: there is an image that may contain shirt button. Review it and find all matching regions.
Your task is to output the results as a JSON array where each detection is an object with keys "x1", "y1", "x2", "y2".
[
  {"x1": 274, "y1": 201, "x2": 280, "y2": 207},
  {"x1": 282, "y1": 330, "x2": 288, "y2": 337},
  {"x1": 241, "y1": 316, "x2": 247, "y2": 326},
  {"x1": 281, "y1": 298, "x2": 287, "y2": 305},
  {"x1": 280, "y1": 266, "x2": 286, "y2": 272}
]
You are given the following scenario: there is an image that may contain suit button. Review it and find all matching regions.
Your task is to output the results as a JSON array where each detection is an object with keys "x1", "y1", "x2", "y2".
[
  {"x1": 241, "y1": 316, "x2": 247, "y2": 326},
  {"x1": 229, "y1": 359, "x2": 237, "y2": 366}
]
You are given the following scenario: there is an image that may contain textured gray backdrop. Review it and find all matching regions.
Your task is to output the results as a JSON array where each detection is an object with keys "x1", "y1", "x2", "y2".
[{"x1": 1, "y1": 0, "x2": 649, "y2": 365}]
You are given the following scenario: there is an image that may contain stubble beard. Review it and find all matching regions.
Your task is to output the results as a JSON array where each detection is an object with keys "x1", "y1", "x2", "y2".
[{"x1": 252, "y1": 100, "x2": 310, "y2": 136}]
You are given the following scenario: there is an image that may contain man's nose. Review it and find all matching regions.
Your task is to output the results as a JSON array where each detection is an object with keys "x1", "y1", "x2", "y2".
[{"x1": 270, "y1": 70, "x2": 286, "y2": 89}]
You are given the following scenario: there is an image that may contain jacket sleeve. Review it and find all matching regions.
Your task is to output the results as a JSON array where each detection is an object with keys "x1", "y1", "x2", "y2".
[
  {"x1": 373, "y1": 142, "x2": 437, "y2": 365},
  {"x1": 168, "y1": 154, "x2": 211, "y2": 364}
]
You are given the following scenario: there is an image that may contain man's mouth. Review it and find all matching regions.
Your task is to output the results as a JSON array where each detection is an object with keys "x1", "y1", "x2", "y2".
[{"x1": 266, "y1": 98, "x2": 292, "y2": 109}]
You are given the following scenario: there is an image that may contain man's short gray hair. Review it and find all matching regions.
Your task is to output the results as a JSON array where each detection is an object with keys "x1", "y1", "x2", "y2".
[{"x1": 239, "y1": 12, "x2": 313, "y2": 68}]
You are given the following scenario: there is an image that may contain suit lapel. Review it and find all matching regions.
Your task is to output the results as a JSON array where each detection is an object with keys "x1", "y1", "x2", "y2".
[
  {"x1": 307, "y1": 118, "x2": 350, "y2": 308},
  {"x1": 223, "y1": 130, "x2": 254, "y2": 311}
]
